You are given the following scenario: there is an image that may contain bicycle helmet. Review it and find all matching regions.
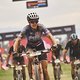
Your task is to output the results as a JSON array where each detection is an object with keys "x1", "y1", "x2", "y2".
[
  {"x1": 70, "y1": 33, "x2": 78, "y2": 40},
  {"x1": 27, "y1": 12, "x2": 39, "y2": 22},
  {"x1": 55, "y1": 38, "x2": 60, "y2": 44}
]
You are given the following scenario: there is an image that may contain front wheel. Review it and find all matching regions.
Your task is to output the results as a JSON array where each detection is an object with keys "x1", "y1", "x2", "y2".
[
  {"x1": 54, "y1": 66, "x2": 61, "y2": 80},
  {"x1": 77, "y1": 68, "x2": 80, "y2": 80},
  {"x1": 17, "y1": 70, "x2": 22, "y2": 80},
  {"x1": 22, "y1": 66, "x2": 26, "y2": 80},
  {"x1": 34, "y1": 65, "x2": 40, "y2": 80},
  {"x1": 13, "y1": 67, "x2": 17, "y2": 80},
  {"x1": 13, "y1": 67, "x2": 23, "y2": 80}
]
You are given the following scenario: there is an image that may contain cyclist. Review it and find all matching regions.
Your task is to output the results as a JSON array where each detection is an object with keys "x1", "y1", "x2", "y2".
[
  {"x1": 13, "y1": 12, "x2": 56, "y2": 80},
  {"x1": 51, "y1": 39, "x2": 63, "y2": 60},
  {"x1": 61, "y1": 33, "x2": 80, "y2": 80},
  {"x1": 0, "y1": 51, "x2": 3, "y2": 69},
  {"x1": 51, "y1": 39, "x2": 63, "y2": 79},
  {"x1": 6, "y1": 44, "x2": 26, "y2": 80}
]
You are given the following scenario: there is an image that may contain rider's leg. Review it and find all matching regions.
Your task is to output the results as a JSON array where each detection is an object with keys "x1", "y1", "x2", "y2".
[
  {"x1": 52, "y1": 60, "x2": 56, "y2": 80},
  {"x1": 71, "y1": 61, "x2": 75, "y2": 80},
  {"x1": 41, "y1": 60, "x2": 50, "y2": 80}
]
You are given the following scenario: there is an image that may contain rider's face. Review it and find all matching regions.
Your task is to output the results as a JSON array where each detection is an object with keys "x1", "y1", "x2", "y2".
[
  {"x1": 29, "y1": 20, "x2": 38, "y2": 29},
  {"x1": 71, "y1": 39, "x2": 78, "y2": 45}
]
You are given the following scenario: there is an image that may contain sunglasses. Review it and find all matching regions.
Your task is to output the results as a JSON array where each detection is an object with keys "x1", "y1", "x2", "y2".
[
  {"x1": 29, "y1": 20, "x2": 38, "y2": 23},
  {"x1": 71, "y1": 39, "x2": 77, "y2": 41}
]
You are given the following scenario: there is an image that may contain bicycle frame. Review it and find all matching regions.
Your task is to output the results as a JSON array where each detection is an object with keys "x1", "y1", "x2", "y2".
[
  {"x1": 73, "y1": 60, "x2": 80, "y2": 80},
  {"x1": 28, "y1": 49, "x2": 49, "y2": 80},
  {"x1": 11, "y1": 53, "x2": 26, "y2": 80},
  {"x1": 54, "y1": 59, "x2": 61, "y2": 80}
]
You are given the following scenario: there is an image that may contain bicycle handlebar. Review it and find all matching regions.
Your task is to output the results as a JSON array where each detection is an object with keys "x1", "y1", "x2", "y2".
[{"x1": 27, "y1": 49, "x2": 50, "y2": 57}]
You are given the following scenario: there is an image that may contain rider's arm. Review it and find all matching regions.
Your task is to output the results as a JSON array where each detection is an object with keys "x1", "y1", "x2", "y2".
[
  {"x1": 46, "y1": 32, "x2": 56, "y2": 45},
  {"x1": 13, "y1": 26, "x2": 27, "y2": 52},
  {"x1": 51, "y1": 47, "x2": 57, "y2": 60},
  {"x1": 39, "y1": 24, "x2": 56, "y2": 45},
  {"x1": 13, "y1": 37, "x2": 21, "y2": 52},
  {"x1": 6, "y1": 54, "x2": 11, "y2": 65},
  {"x1": 13, "y1": 31, "x2": 26, "y2": 52},
  {"x1": 6, "y1": 46, "x2": 13, "y2": 65},
  {"x1": 61, "y1": 41, "x2": 70, "y2": 60},
  {"x1": 60, "y1": 49, "x2": 68, "y2": 61},
  {"x1": 62, "y1": 49, "x2": 68, "y2": 59}
]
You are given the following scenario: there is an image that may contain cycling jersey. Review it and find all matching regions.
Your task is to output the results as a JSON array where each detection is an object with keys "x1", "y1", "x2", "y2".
[
  {"x1": 52, "y1": 44, "x2": 63, "y2": 59},
  {"x1": 20, "y1": 23, "x2": 50, "y2": 47},
  {"x1": 0, "y1": 54, "x2": 2, "y2": 62},
  {"x1": 65, "y1": 39, "x2": 80, "y2": 59},
  {"x1": 8, "y1": 45, "x2": 25, "y2": 65},
  {"x1": 20, "y1": 23, "x2": 50, "y2": 60},
  {"x1": 9, "y1": 45, "x2": 25, "y2": 54}
]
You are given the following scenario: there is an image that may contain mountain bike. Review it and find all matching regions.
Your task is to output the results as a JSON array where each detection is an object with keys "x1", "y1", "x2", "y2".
[
  {"x1": 27, "y1": 49, "x2": 50, "y2": 80},
  {"x1": 73, "y1": 59, "x2": 80, "y2": 80},
  {"x1": 9, "y1": 52, "x2": 26, "y2": 80},
  {"x1": 53, "y1": 59, "x2": 61, "y2": 80}
]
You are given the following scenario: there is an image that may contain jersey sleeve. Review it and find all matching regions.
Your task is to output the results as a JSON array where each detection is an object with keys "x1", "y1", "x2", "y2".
[
  {"x1": 18, "y1": 26, "x2": 28, "y2": 38},
  {"x1": 39, "y1": 24, "x2": 50, "y2": 35}
]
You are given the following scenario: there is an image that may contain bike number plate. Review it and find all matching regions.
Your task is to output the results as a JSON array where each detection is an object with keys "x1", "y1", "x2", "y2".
[
  {"x1": 15, "y1": 66, "x2": 22, "y2": 70},
  {"x1": 54, "y1": 59, "x2": 60, "y2": 63}
]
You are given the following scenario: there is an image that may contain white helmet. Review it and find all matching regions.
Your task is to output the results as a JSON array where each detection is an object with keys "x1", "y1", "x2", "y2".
[
  {"x1": 70, "y1": 33, "x2": 78, "y2": 40},
  {"x1": 55, "y1": 39, "x2": 60, "y2": 44},
  {"x1": 27, "y1": 12, "x2": 39, "y2": 22}
]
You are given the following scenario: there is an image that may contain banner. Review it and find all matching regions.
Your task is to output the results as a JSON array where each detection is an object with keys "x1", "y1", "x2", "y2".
[
  {"x1": 26, "y1": 0, "x2": 48, "y2": 8},
  {"x1": 13, "y1": 0, "x2": 26, "y2": 1}
]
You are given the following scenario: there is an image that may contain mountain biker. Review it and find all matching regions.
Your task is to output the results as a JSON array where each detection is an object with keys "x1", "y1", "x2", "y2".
[
  {"x1": 61, "y1": 33, "x2": 80, "y2": 80},
  {"x1": 51, "y1": 39, "x2": 63, "y2": 79},
  {"x1": 0, "y1": 51, "x2": 3, "y2": 69},
  {"x1": 0, "y1": 52, "x2": 3, "y2": 63},
  {"x1": 13, "y1": 12, "x2": 56, "y2": 80},
  {"x1": 6, "y1": 44, "x2": 26, "y2": 80},
  {"x1": 51, "y1": 39, "x2": 63, "y2": 60}
]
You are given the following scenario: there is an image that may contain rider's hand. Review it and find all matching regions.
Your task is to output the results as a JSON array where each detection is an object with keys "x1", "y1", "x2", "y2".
[
  {"x1": 52, "y1": 55, "x2": 56, "y2": 60},
  {"x1": 60, "y1": 56, "x2": 64, "y2": 62},
  {"x1": 65, "y1": 56, "x2": 70, "y2": 64},
  {"x1": 26, "y1": 49, "x2": 32, "y2": 54},
  {"x1": 26, "y1": 49, "x2": 34, "y2": 58}
]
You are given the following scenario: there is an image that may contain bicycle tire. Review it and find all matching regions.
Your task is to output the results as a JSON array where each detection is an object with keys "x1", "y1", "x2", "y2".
[
  {"x1": 16, "y1": 70, "x2": 22, "y2": 80},
  {"x1": 13, "y1": 67, "x2": 21, "y2": 80},
  {"x1": 77, "y1": 68, "x2": 80, "y2": 80},
  {"x1": 22, "y1": 67, "x2": 26, "y2": 80},
  {"x1": 74, "y1": 69, "x2": 78, "y2": 80},
  {"x1": 54, "y1": 66, "x2": 61, "y2": 80},
  {"x1": 34, "y1": 64, "x2": 40, "y2": 80}
]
